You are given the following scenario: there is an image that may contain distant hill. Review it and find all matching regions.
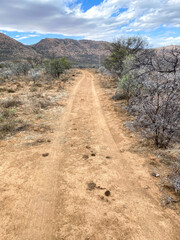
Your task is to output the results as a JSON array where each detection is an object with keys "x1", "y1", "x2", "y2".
[
  {"x1": 0, "y1": 33, "x2": 110, "y2": 65},
  {"x1": 0, "y1": 33, "x2": 39, "y2": 61},
  {"x1": 31, "y1": 38, "x2": 110, "y2": 65},
  {"x1": 155, "y1": 45, "x2": 180, "y2": 50}
]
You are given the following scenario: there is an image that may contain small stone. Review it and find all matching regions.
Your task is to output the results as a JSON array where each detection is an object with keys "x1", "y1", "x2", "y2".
[
  {"x1": 105, "y1": 190, "x2": 111, "y2": 196},
  {"x1": 91, "y1": 153, "x2": 96, "y2": 157},
  {"x1": 151, "y1": 172, "x2": 160, "y2": 177},
  {"x1": 145, "y1": 185, "x2": 150, "y2": 189},
  {"x1": 47, "y1": 140, "x2": 51, "y2": 142},
  {"x1": 97, "y1": 185, "x2": 106, "y2": 190},
  {"x1": 106, "y1": 156, "x2": 111, "y2": 159},
  {"x1": 86, "y1": 146, "x2": 91, "y2": 149},
  {"x1": 37, "y1": 139, "x2": 45, "y2": 143},
  {"x1": 87, "y1": 182, "x2": 96, "y2": 190},
  {"x1": 83, "y1": 155, "x2": 89, "y2": 160},
  {"x1": 42, "y1": 153, "x2": 49, "y2": 157}
]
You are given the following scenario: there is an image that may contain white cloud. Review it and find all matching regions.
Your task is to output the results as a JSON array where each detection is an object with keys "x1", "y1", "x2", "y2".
[
  {"x1": 160, "y1": 36, "x2": 180, "y2": 46},
  {"x1": 0, "y1": 0, "x2": 179, "y2": 46},
  {"x1": 15, "y1": 36, "x2": 29, "y2": 40},
  {"x1": 15, "y1": 34, "x2": 39, "y2": 40}
]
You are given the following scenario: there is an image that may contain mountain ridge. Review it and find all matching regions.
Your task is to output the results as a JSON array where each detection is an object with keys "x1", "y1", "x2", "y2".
[
  {"x1": 1, "y1": 33, "x2": 179, "y2": 65},
  {"x1": 0, "y1": 33, "x2": 39, "y2": 61},
  {"x1": 0, "y1": 33, "x2": 110, "y2": 65}
]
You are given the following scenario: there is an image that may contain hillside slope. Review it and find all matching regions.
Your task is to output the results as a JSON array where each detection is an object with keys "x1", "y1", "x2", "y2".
[
  {"x1": 0, "y1": 33, "x2": 39, "y2": 61},
  {"x1": 0, "y1": 33, "x2": 110, "y2": 65},
  {"x1": 31, "y1": 38, "x2": 110, "y2": 65}
]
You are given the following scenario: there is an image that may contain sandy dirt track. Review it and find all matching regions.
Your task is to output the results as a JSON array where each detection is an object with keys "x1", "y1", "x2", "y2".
[{"x1": 0, "y1": 70, "x2": 180, "y2": 240}]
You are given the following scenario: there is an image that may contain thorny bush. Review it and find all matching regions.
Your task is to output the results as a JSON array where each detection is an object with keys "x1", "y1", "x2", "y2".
[{"x1": 121, "y1": 47, "x2": 180, "y2": 148}]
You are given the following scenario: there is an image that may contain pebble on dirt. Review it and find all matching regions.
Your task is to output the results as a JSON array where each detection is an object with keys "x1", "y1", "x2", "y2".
[
  {"x1": 105, "y1": 190, "x2": 111, "y2": 196},
  {"x1": 42, "y1": 153, "x2": 49, "y2": 157},
  {"x1": 87, "y1": 182, "x2": 96, "y2": 190},
  {"x1": 151, "y1": 172, "x2": 160, "y2": 177}
]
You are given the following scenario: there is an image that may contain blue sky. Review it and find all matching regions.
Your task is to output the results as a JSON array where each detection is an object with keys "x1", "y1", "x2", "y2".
[{"x1": 0, "y1": 0, "x2": 180, "y2": 47}]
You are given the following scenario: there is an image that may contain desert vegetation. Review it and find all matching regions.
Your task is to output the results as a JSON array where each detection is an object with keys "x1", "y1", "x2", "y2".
[
  {"x1": 104, "y1": 36, "x2": 180, "y2": 194},
  {"x1": 44, "y1": 57, "x2": 72, "y2": 78},
  {"x1": 0, "y1": 56, "x2": 74, "y2": 140},
  {"x1": 105, "y1": 37, "x2": 180, "y2": 148}
]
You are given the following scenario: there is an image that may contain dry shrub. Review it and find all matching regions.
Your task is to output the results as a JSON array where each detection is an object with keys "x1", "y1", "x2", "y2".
[
  {"x1": 1, "y1": 97, "x2": 22, "y2": 108},
  {"x1": 38, "y1": 99, "x2": 52, "y2": 109},
  {"x1": 30, "y1": 93, "x2": 53, "y2": 114},
  {"x1": 60, "y1": 75, "x2": 69, "y2": 82},
  {"x1": 34, "y1": 83, "x2": 43, "y2": 87},
  {"x1": 32, "y1": 124, "x2": 52, "y2": 133},
  {"x1": 0, "y1": 108, "x2": 27, "y2": 138},
  {"x1": 0, "y1": 88, "x2": 7, "y2": 92},
  {"x1": 7, "y1": 89, "x2": 16, "y2": 93},
  {"x1": 121, "y1": 47, "x2": 180, "y2": 148},
  {"x1": 169, "y1": 161, "x2": 180, "y2": 193},
  {"x1": 30, "y1": 87, "x2": 38, "y2": 92}
]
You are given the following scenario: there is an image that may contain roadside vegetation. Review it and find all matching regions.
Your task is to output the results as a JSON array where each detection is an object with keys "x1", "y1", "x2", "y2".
[
  {"x1": 44, "y1": 57, "x2": 72, "y2": 78},
  {"x1": 0, "y1": 56, "x2": 73, "y2": 139},
  {"x1": 104, "y1": 36, "x2": 180, "y2": 196}
]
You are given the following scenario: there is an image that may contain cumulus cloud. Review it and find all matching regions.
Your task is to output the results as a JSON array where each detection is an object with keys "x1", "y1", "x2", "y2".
[{"x1": 0, "y1": 0, "x2": 179, "y2": 45}]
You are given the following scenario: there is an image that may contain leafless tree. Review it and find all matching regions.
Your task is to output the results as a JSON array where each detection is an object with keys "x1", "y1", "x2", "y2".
[
  {"x1": 127, "y1": 47, "x2": 180, "y2": 148},
  {"x1": 12, "y1": 62, "x2": 31, "y2": 76}
]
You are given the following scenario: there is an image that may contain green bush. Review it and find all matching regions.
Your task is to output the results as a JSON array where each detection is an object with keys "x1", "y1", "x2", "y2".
[
  {"x1": 45, "y1": 57, "x2": 71, "y2": 79},
  {"x1": 104, "y1": 36, "x2": 148, "y2": 76},
  {"x1": 118, "y1": 74, "x2": 137, "y2": 102},
  {"x1": 116, "y1": 56, "x2": 140, "y2": 102}
]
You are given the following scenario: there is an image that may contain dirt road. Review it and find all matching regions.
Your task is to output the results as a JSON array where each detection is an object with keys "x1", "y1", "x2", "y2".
[{"x1": 0, "y1": 70, "x2": 180, "y2": 240}]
